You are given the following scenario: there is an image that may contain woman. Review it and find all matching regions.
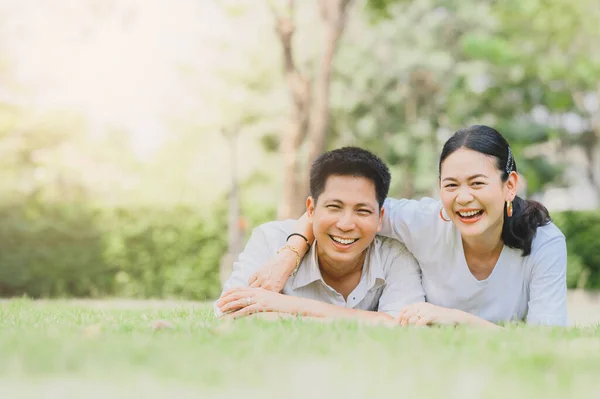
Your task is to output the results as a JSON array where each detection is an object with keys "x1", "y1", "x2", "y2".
[{"x1": 249, "y1": 125, "x2": 567, "y2": 327}]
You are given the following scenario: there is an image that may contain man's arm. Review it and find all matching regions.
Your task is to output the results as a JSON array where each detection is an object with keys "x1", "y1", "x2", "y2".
[
  {"x1": 217, "y1": 287, "x2": 396, "y2": 325},
  {"x1": 215, "y1": 222, "x2": 287, "y2": 316}
]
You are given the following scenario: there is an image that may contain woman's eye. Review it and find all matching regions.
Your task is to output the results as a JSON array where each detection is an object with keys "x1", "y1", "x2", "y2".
[
  {"x1": 472, "y1": 181, "x2": 485, "y2": 186},
  {"x1": 444, "y1": 184, "x2": 457, "y2": 188}
]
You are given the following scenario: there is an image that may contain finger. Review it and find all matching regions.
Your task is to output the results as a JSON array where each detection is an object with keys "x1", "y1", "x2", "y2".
[
  {"x1": 229, "y1": 304, "x2": 262, "y2": 319},
  {"x1": 415, "y1": 316, "x2": 432, "y2": 327},
  {"x1": 399, "y1": 311, "x2": 414, "y2": 327},
  {"x1": 219, "y1": 298, "x2": 252, "y2": 314},
  {"x1": 249, "y1": 278, "x2": 262, "y2": 288},
  {"x1": 217, "y1": 290, "x2": 249, "y2": 307},
  {"x1": 397, "y1": 305, "x2": 414, "y2": 320},
  {"x1": 220, "y1": 287, "x2": 246, "y2": 298},
  {"x1": 407, "y1": 314, "x2": 421, "y2": 325},
  {"x1": 248, "y1": 273, "x2": 258, "y2": 286}
]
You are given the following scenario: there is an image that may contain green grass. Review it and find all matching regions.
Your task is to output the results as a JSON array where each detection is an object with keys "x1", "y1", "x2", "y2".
[{"x1": 0, "y1": 299, "x2": 599, "y2": 399}]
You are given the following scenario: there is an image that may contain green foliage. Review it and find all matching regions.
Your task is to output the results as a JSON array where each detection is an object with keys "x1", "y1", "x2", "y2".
[
  {"x1": 553, "y1": 210, "x2": 600, "y2": 289},
  {"x1": 0, "y1": 201, "x2": 226, "y2": 300}
]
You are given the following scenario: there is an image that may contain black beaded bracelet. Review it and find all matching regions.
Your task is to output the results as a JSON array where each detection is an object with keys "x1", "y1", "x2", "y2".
[{"x1": 286, "y1": 233, "x2": 311, "y2": 248}]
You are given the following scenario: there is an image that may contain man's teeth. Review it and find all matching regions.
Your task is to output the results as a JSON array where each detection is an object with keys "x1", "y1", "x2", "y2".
[
  {"x1": 331, "y1": 236, "x2": 357, "y2": 245},
  {"x1": 459, "y1": 210, "x2": 481, "y2": 217}
]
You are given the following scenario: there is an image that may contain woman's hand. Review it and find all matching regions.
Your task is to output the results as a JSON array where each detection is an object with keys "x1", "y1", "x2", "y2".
[
  {"x1": 398, "y1": 302, "x2": 461, "y2": 326},
  {"x1": 248, "y1": 250, "x2": 297, "y2": 292},
  {"x1": 216, "y1": 287, "x2": 297, "y2": 319},
  {"x1": 248, "y1": 212, "x2": 314, "y2": 292}
]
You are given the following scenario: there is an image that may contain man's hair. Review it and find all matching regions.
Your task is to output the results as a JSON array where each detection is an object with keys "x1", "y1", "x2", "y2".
[{"x1": 309, "y1": 147, "x2": 391, "y2": 208}]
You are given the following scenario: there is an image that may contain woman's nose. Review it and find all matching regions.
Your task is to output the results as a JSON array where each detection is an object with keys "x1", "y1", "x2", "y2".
[{"x1": 456, "y1": 188, "x2": 474, "y2": 205}]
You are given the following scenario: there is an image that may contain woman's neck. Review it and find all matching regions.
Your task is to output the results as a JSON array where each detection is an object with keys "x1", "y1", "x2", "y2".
[
  {"x1": 461, "y1": 220, "x2": 504, "y2": 256},
  {"x1": 461, "y1": 226, "x2": 504, "y2": 280}
]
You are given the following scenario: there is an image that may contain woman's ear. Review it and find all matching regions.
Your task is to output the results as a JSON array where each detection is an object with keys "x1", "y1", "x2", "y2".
[
  {"x1": 506, "y1": 171, "x2": 519, "y2": 201},
  {"x1": 306, "y1": 196, "x2": 315, "y2": 218}
]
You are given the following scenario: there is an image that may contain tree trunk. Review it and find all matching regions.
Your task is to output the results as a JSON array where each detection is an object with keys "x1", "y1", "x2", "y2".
[
  {"x1": 271, "y1": 1, "x2": 311, "y2": 220},
  {"x1": 306, "y1": 0, "x2": 352, "y2": 167},
  {"x1": 272, "y1": 0, "x2": 352, "y2": 219}
]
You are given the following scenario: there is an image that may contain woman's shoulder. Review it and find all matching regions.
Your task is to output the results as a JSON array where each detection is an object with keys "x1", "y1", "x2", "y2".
[
  {"x1": 382, "y1": 197, "x2": 453, "y2": 252},
  {"x1": 529, "y1": 221, "x2": 566, "y2": 257},
  {"x1": 384, "y1": 197, "x2": 441, "y2": 220}
]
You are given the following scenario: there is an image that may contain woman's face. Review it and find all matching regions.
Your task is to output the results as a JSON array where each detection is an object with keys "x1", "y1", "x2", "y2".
[{"x1": 439, "y1": 148, "x2": 517, "y2": 241}]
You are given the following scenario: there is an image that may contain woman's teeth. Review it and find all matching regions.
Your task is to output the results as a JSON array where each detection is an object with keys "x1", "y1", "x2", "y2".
[
  {"x1": 458, "y1": 210, "x2": 482, "y2": 218},
  {"x1": 331, "y1": 236, "x2": 358, "y2": 245}
]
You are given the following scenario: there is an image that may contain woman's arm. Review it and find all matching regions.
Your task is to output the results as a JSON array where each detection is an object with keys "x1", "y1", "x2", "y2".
[
  {"x1": 525, "y1": 235, "x2": 568, "y2": 326},
  {"x1": 248, "y1": 212, "x2": 313, "y2": 291},
  {"x1": 398, "y1": 302, "x2": 501, "y2": 329},
  {"x1": 248, "y1": 197, "x2": 438, "y2": 292}
]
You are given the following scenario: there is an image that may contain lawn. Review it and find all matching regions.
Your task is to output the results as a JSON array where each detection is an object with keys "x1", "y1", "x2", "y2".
[{"x1": 0, "y1": 299, "x2": 599, "y2": 399}]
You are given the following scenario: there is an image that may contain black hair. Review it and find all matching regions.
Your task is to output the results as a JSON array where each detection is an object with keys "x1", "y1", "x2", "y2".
[
  {"x1": 439, "y1": 125, "x2": 551, "y2": 256},
  {"x1": 310, "y1": 147, "x2": 391, "y2": 209}
]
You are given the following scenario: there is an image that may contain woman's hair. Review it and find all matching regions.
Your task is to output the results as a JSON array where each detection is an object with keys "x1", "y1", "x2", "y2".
[{"x1": 439, "y1": 125, "x2": 550, "y2": 256}]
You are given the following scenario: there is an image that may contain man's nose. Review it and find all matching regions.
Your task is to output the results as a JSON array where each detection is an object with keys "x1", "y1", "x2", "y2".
[{"x1": 336, "y1": 212, "x2": 356, "y2": 231}]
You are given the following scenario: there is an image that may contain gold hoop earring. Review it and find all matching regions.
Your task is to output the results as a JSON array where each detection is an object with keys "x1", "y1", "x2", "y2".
[
  {"x1": 439, "y1": 207, "x2": 451, "y2": 222},
  {"x1": 506, "y1": 201, "x2": 513, "y2": 218}
]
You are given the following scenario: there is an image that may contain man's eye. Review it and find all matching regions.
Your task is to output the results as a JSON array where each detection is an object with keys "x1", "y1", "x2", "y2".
[
  {"x1": 326, "y1": 205, "x2": 341, "y2": 210},
  {"x1": 357, "y1": 209, "x2": 372, "y2": 215},
  {"x1": 444, "y1": 184, "x2": 457, "y2": 188},
  {"x1": 472, "y1": 181, "x2": 485, "y2": 186}
]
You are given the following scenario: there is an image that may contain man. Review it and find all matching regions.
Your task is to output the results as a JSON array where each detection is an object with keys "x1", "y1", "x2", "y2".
[{"x1": 216, "y1": 147, "x2": 424, "y2": 323}]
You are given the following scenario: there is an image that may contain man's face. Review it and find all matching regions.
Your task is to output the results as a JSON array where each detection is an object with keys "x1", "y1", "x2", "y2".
[{"x1": 307, "y1": 175, "x2": 384, "y2": 270}]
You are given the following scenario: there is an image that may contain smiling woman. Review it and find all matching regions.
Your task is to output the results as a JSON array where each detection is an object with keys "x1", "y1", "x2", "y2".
[
  {"x1": 382, "y1": 125, "x2": 566, "y2": 327},
  {"x1": 251, "y1": 125, "x2": 567, "y2": 327}
]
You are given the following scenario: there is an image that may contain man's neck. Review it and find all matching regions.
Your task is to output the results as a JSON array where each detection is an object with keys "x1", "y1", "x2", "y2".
[{"x1": 317, "y1": 247, "x2": 367, "y2": 300}]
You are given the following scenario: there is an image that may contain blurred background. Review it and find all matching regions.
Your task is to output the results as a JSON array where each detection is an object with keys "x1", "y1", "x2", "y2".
[{"x1": 0, "y1": 0, "x2": 598, "y2": 301}]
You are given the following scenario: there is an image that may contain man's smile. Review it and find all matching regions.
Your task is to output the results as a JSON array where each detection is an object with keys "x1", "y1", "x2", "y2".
[{"x1": 329, "y1": 235, "x2": 359, "y2": 246}]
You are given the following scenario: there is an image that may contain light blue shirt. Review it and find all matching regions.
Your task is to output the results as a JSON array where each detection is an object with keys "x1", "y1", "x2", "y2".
[{"x1": 381, "y1": 197, "x2": 568, "y2": 326}]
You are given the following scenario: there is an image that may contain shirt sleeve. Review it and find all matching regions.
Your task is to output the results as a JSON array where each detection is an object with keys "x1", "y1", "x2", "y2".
[
  {"x1": 525, "y1": 235, "x2": 568, "y2": 326},
  {"x1": 380, "y1": 197, "x2": 440, "y2": 253},
  {"x1": 377, "y1": 240, "x2": 425, "y2": 317},
  {"x1": 214, "y1": 223, "x2": 283, "y2": 316},
  {"x1": 221, "y1": 224, "x2": 282, "y2": 291}
]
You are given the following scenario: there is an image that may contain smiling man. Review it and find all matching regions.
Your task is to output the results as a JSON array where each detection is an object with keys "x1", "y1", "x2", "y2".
[{"x1": 216, "y1": 147, "x2": 424, "y2": 323}]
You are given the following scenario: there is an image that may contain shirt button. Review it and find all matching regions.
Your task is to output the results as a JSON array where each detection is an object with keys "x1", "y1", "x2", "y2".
[{"x1": 352, "y1": 297, "x2": 355, "y2": 300}]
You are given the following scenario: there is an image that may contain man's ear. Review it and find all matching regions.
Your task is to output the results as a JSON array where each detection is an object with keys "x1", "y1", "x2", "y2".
[
  {"x1": 377, "y1": 207, "x2": 385, "y2": 232},
  {"x1": 506, "y1": 171, "x2": 519, "y2": 201},
  {"x1": 306, "y1": 196, "x2": 315, "y2": 218}
]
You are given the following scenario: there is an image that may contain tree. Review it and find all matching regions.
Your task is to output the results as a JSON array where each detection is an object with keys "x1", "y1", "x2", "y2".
[{"x1": 269, "y1": 0, "x2": 353, "y2": 219}]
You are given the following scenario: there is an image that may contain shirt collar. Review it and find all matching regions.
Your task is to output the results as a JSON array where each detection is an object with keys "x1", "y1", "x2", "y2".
[
  {"x1": 290, "y1": 238, "x2": 387, "y2": 291},
  {"x1": 290, "y1": 243, "x2": 323, "y2": 290}
]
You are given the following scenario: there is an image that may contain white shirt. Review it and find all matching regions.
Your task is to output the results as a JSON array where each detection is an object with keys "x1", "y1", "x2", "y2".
[
  {"x1": 220, "y1": 219, "x2": 425, "y2": 317},
  {"x1": 381, "y1": 197, "x2": 568, "y2": 326}
]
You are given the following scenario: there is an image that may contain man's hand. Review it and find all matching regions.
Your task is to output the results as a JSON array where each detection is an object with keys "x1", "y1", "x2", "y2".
[
  {"x1": 398, "y1": 302, "x2": 460, "y2": 326},
  {"x1": 216, "y1": 287, "x2": 297, "y2": 319}
]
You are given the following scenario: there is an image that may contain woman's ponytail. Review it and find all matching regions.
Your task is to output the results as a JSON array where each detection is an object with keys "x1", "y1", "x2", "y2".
[{"x1": 502, "y1": 196, "x2": 551, "y2": 256}]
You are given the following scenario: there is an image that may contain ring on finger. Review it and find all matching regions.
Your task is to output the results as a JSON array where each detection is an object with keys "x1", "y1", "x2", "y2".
[{"x1": 244, "y1": 297, "x2": 252, "y2": 306}]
